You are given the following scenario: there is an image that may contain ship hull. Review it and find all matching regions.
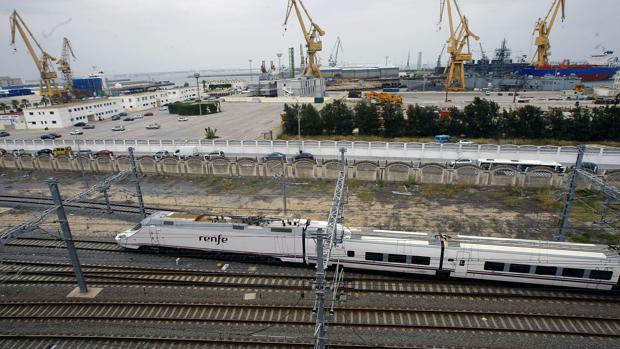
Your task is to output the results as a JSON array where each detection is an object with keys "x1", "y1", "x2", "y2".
[{"x1": 516, "y1": 65, "x2": 619, "y2": 82}]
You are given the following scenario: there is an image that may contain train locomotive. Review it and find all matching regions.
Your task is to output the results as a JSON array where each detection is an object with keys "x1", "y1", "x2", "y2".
[{"x1": 115, "y1": 211, "x2": 620, "y2": 290}]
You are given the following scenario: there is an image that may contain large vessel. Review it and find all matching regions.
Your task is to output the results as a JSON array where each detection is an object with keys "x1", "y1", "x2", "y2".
[{"x1": 515, "y1": 50, "x2": 620, "y2": 82}]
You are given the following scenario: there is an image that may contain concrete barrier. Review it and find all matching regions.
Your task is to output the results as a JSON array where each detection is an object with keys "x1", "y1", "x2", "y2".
[{"x1": 3, "y1": 154, "x2": 617, "y2": 190}]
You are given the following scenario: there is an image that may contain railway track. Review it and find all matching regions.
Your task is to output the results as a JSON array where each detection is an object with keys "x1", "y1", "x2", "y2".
[
  {"x1": 1, "y1": 300, "x2": 619, "y2": 337},
  {"x1": 0, "y1": 194, "x2": 164, "y2": 215},
  {"x1": 1, "y1": 259, "x2": 618, "y2": 303}
]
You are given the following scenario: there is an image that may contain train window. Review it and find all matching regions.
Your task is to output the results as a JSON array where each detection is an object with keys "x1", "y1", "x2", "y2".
[
  {"x1": 535, "y1": 266, "x2": 557, "y2": 276},
  {"x1": 365, "y1": 252, "x2": 384, "y2": 262},
  {"x1": 562, "y1": 268, "x2": 585, "y2": 278},
  {"x1": 484, "y1": 262, "x2": 505, "y2": 272},
  {"x1": 589, "y1": 270, "x2": 613, "y2": 280},
  {"x1": 410, "y1": 256, "x2": 431, "y2": 265},
  {"x1": 271, "y1": 227, "x2": 292, "y2": 233},
  {"x1": 132, "y1": 223, "x2": 142, "y2": 230},
  {"x1": 233, "y1": 225, "x2": 245, "y2": 230},
  {"x1": 387, "y1": 254, "x2": 407, "y2": 263},
  {"x1": 509, "y1": 264, "x2": 531, "y2": 273},
  {"x1": 347, "y1": 251, "x2": 355, "y2": 257},
  {"x1": 163, "y1": 221, "x2": 174, "y2": 225}
]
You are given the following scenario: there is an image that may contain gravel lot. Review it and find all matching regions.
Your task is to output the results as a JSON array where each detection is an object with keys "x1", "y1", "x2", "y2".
[{"x1": 4, "y1": 101, "x2": 284, "y2": 140}]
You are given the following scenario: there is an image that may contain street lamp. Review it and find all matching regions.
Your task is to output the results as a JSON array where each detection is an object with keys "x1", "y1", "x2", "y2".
[{"x1": 193, "y1": 72, "x2": 202, "y2": 116}]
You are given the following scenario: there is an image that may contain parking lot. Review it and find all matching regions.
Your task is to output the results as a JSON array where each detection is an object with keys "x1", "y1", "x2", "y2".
[{"x1": 3, "y1": 101, "x2": 284, "y2": 141}]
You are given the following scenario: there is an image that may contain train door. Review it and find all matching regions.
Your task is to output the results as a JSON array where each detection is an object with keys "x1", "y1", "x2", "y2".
[
  {"x1": 454, "y1": 251, "x2": 470, "y2": 277},
  {"x1": 149, "y1": 225, "x2": 159, "y2": 246}
]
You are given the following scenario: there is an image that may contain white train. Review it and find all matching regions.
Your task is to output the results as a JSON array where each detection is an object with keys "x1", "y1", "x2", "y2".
[{"x1": 115, "y1": 211, "x2": 620, "y2": 290}]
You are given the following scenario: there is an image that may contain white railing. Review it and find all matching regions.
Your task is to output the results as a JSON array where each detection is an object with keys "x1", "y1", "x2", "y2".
[{"x1": 1, "y1": 139, "x2": 619, "y2": 167}]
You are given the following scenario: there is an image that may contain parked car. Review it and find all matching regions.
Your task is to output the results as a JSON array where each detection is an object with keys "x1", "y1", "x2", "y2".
[
  {"x1": 40, "y1": 134, "x2": 55, "y2": 140},
  {"x1": 49, "y1": 133, "x2": 62, "y2": 139},
  {"x1": 144, "y1": 112, "x2": 154, "y2": 116},
  {"x1": 434, "y1": 135, "x2": 452, "y2": 144},
  {"x1": 293, "y1": 151, "x2": 315, "y2": 161},
  {"x1": 0, "y1": 149, "x2": 7, "y2": 156},
  {"x1": 133, "y1": 114, "x2": 144, "y2": 119},
  {"x1": 111, "y1": 115, "x2": 122, "y2": 121},
  {"x1": 36, "y1": 148, "x2": 53, "y2": 156},
  {"x1": 0, "y1": 131, "x2": 10, "y2": 137},
  {"x1": 53, "y1": 146, "x2": 73, "y2": 157},
  {"x1": 203, "y1": 150, "x2": 225, "y2": 160},
  {"x1": 73, "y1": 122, "x2": 87, "y2": 127},
  {"x1": 82, "y1": 124, "x2": 95, "y2": 129},
  {"x1": 458, "y1": 139, "x2": 474, "y2": 145},
  {"x1": 75, "y1": 149, "x2": 93, "y2": 157},
  {"x1": 70, "y1": 129, "x2": 83, "y2": 135},
  {"x1": 262, "y1": 152, "x2": 286, "y2": 161},
  {"x1": 145, "y1": 123, "x2": 160, "y2": 130},
  {"x1": 94, "y1": 150, "x2": 114, "y2": 158},
  {"x1": 177, "y1": 116, "x2": 189, "y2": 122},
  {"x1": 448, "y1": 159, "x2": 475, "y2": 168},
  {"x1": 153, "y1": 150, "x2": 170, "y2": 160},
  {"x1": 112, "y1": 125, "x2": 126, "y2": 131},
  {"x1": 122, "y1": 117, "x2": 134, "y2": 122},
  {"x1": 173, "y1": 146, "x2": 199, "y2": 160},
  {"x1": 11, "y1": 149, "x2": 26, "y2": 156},
  {"x1": 158, "y1": 107, "x2": 168, "y2": 111},
  {"x1": 119, "y1": 112, "x2": 128, "y2": 117},
  {"x1": 579, "y1": 162, "x2": 599, "y2": 174}
]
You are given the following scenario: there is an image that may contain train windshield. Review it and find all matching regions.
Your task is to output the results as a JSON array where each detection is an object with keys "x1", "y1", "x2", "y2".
[{"x1": 131, "y1": 223, "x2": 142, "y2": 231}]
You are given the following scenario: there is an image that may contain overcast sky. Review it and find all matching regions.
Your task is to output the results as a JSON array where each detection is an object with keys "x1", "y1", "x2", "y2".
[{"x1": 2, "y1": 0, "x2": 619, "y2": 79}]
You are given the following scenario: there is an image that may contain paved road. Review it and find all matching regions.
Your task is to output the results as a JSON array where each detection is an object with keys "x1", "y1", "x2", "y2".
[{"x1": 3, "y1": 101, "x2": 284, "y2": 140}]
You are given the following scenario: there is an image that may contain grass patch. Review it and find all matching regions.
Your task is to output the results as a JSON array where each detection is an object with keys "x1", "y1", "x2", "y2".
[
  {"x1": 221, "y1": 179, "x2": 234, "y2": 190},
  {"x1": 535, "y1": 189, "x2": 561, "y2": 210}
]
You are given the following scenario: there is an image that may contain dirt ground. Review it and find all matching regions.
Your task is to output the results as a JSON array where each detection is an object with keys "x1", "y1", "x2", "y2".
[{"x1": 0, "y1": 170, "x2": 616, "y2": 244}]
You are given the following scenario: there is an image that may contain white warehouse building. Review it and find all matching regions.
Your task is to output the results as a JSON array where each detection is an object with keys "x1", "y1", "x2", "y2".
[
  {"x1": 110, "y1": 86, "x2": 199, "y2": 112},
  {"x1": 23, "y1": 99, "x2": 120, "y2": 130}
]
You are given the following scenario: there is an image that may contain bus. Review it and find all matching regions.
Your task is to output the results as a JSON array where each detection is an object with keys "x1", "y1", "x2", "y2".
[{"x1": 477, "y1": 159, "x2": 566, "y2": 173}]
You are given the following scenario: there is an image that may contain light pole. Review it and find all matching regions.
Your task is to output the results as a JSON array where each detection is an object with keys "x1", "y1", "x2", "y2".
[
  {"x1": 74, "y1": 133, "x2": 84, "y2": 177},
  {"x1": 194, "y1": 72, "x2": 202, "y2": 116}
]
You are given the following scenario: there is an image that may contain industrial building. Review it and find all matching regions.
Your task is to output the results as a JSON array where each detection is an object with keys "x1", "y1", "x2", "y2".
[
  {"x1": 23, "y1": 99, "x2": 120, "y2": 129},
  {"x1": 110, "y1": 86, "x2": 199, "y2": 112},
  {"x1": 0, "y1": 76, "x2": 23, "y2": 86},
  {"x1": 320, "y1": 66, "x2": 399, "y2": 82}
]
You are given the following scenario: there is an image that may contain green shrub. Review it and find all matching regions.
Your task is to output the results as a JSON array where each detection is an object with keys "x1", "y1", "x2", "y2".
[{"x1": 168, "y1": 102, "x2": 219, "y2": 116}]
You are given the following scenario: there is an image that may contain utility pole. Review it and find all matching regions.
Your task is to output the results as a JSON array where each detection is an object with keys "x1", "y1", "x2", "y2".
[
  {"x1": 128, "y1": 147, "x2": 146, "y2": 220},
  {"x1": 194, "y1": 72, "x2": 202, "y2": 116},
  {"x1": 47, "y1": 179, "x2": 88, "y2": 293},
  {"x1": 100, "y1": 186, "x2": 113, "y2": 214},
  {"x1": 313, "y1": 227, "x2": 328, "y2": 349},
  {"x1": 556, "y1": 144, "x2": 585, "y2": 241},
  {"x1": 280, "y1": 156, "x2": 287, "y2": 215},
  {"x1": 74, "y1": 133, "x2": 84, "y2": 177}
]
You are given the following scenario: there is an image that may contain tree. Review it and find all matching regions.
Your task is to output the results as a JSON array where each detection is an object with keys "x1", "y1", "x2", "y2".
[
  {"x1": 20, "y1": 99, "x2": 31, "y2": 109},
  {"x1": 405, "y1": 104, "x2": 439, "y2": 137},
  {"x1": 40, "y1": 96, "x2": 50, "y2": 107},
  {"x1": 383, "y1": 104, "x2": 405, "y2": 137},
  {"x1": 566, "y1": 107, "x2": 591, "y2": 141},
  {"x1": 320, "y1": 100, "x2": 353, "y2": 135},
  {"x1": 300, "y1": 103, "x2": 323, "y2": 135},
  {"x1": 282, "y1": 103, "x2": 300, "y2": 135},
  {"x1": 462, "y1": 97, "x2": 500, "y2": 138},
  {"x1": 354, "y1": 100, "x2": 380, "y2": 135},
  {"x1": 10, "y1": 100, "x2": 19, "y2": 112},
  {"x1": 0, "y1": 102, "x2": 7, "y2": 114},
  {"x1": 545, "y1": 108, "x2": 567, "y2": 139}
]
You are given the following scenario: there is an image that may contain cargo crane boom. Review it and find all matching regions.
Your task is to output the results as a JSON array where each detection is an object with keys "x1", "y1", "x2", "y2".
[
  {"x1": 284, "y1": 0, "x2": 325, "y2": 78},
  {"x1": 328, "y1": 36, "x2": 343, "y2": 67},
  {"x1": 438, "y1": 0, "x2": 479, "y2": 91},
  {"x1": 9, "y1": 10, "x2": 61, "y2": 102},
  {"x1": 532, "y1": 0, "x2": 566, "y2": 67},
  {"x1": 57, "y1": 37, "x2": 77, "y2": 98}
]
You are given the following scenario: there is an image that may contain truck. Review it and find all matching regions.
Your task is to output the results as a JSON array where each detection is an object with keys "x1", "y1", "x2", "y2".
[{"x1": 174, "y1": 146, "x2": 199, "y2": 160}]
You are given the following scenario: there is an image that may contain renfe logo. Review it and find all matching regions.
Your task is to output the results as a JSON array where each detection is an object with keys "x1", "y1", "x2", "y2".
[{"x1": 199, "y1": 234, "x2": 228, "y2": 245}]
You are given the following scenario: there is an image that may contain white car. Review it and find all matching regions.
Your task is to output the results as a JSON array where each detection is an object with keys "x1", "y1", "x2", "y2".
[
  {"x1": 69, "y1": 129, "x2": 83, "y2": 135},
  {"x1": 146, "y1": 123, "x2": 160, "y2": 130},
  {"x1": 158, "y1": 107, "x2": 168, "y2": 111},
  {"x1": 458, "y1": 139, "x2": 474, "y2": 145},
  {"x1": 449, "y1": 159, "x2": 475, "y2": 168},
  {"x1": 134, "y1": 114, "x2": 144, "y2": 119},
  {"x1": 112, "y1": 125, "x2": 126, "y2": 131},
  {"x1": 203, "y1": 150, "x2": 225, "y2": 160},
  {"x1": 177, "y1": 116, "x2": 189, "y2": 122}
]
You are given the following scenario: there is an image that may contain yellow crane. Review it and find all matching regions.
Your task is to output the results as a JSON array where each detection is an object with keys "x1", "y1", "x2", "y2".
[
  {"x1": 438, "y1": 0, "x2": 479, "y2": 91},
  {"x1": 532, "y1": 0, "x2": 566, "y2": 67},
  {"x1": 284, "y1": 0, "x2": 325, "y2": 78},
  {"x1": 9, "y1": 10, "x2": 62, "y2": 102},
  {"x1": 57, "y1": 37, "x2": 77, "y2": 99}
]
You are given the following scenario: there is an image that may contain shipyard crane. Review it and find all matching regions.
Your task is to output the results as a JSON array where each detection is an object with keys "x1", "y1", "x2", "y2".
[
  {"x1": 438, "y1": 0, "x2": 480, "y2": 91},
  {"x1": 284, "y1": 0, "x2": 325, "y2": 78},
  {"x1": 328, "y1": 36, "x2": 343, "y2": 67},
  {"x1": 532, "y1": 0, "x2": 566, "y2": 67},
  {"x1": 56, "y1": 37, "x2": 77, "y2": 99},
  {"x1": 9, "y1": 10, "x2": 62, "y2": 102}
]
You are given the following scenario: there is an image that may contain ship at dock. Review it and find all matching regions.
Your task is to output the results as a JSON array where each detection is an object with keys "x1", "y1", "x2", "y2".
[{"x1": 516, "y1": 50, "x2": 619, "y2": 82}]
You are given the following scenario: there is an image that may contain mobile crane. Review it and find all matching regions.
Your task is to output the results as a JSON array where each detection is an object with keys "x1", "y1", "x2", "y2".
[
  {"x1": 532, "y1": 0, "x2": 566, "y2": 67},
  {"x1": 56, "y1": 37, "x2": 77, "y2": 99}
]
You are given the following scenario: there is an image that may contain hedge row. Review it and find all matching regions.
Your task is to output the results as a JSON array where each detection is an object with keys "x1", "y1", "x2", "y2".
[{"x1": 168, "y1": 102, "x2": 220, "y2": 116}]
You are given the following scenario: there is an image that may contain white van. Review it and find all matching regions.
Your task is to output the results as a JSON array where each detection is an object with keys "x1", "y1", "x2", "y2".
[{"x1": 174, "y1": 146, "x2": 199, "y2": 160}]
